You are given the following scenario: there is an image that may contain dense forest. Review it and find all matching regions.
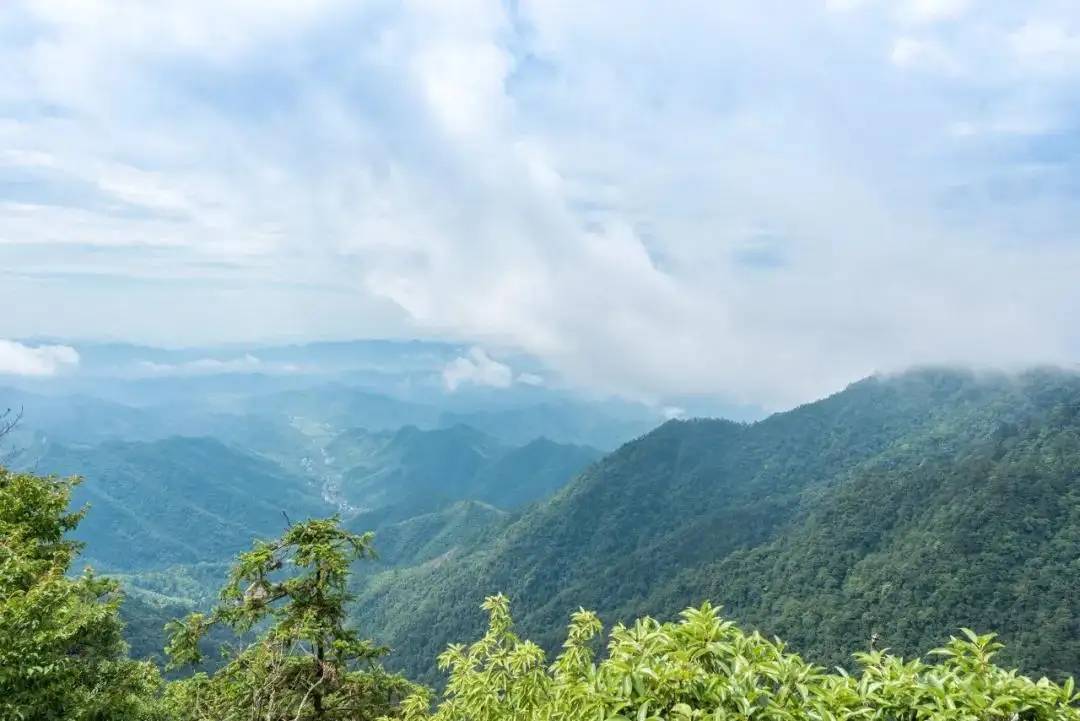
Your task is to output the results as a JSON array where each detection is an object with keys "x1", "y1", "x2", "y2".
[
  {"x1": 5, "y1": 367, "x2": 1080, "y2": 719},
  {"x1": 8, "y1": 0, "x2": 1076, "y2": 715},
  {"x1": 352, "y1": 368, "x2": 1080, "y2": 682},
  {"x1": 4, "y1": 461, "x2": 1080, "y2": 719}
]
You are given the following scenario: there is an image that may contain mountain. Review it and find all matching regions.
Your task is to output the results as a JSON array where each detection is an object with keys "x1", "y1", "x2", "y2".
[
  {"x1": 245, "y1": 387, "x2": 655, "y2": 452},
  {"x1": 17, "y1": 417, "x2": 598, "y2": 573},
  {"x1": 115, "y1": 563, "x2": 240, "y2": 671},
  {"x1": 438, "y1": 402, "x2": 658, "y2": 450},
  {"x1": 324, "y1": 427, "x2": 396, "y2": 469},
  {"x1": 353, "y1": 368, "x2": 1080, "y2": 681},
  {"x1": 244, "y1": 386, "x2": 440, "y2": 434},
  {"x1": 0, "y1": 387, "x2": 169, "y2": 444},
  {"x1": 465, "y1": 437, "x2": 602, "y2": 510},
  {"x1": 333, "y1": 425, "x2": 600, "y2": 524},
  {"x1": 338, "y1": 425, "x2": 506, "y2": 522},
  {"x1": 367, "y1": 500, "x2": 511, "y2": 568},
  {"x1": 32, "y1": 437, "x2": 332, "y2": 570}
]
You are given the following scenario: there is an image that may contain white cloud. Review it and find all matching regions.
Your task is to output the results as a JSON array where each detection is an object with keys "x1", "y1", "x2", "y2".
[
  {"x1": 442, "y1": 348, "x2": 514, "y2": 391},
  {"x1": 0, "y1": 340, "x2": 79, "y2": 376},
  {"x1": 662, "y1": 406, "x2": 687, "y2": 420},
  {"x1": 899, "y1": 0, "x2": 971, "y2": 24},
  {"x1": 2, "y1": 2, "x2": 1080, "y2": 407},
  {"x1": 516, "y1": 372, "x2": 545, "y2": 386},
  {"x1": 1010, "y1": 20, "x2": 1080, "y2": 73},
  {"x1": 826, "y1": 0, "x2": 971, "y2": 22},
  {"x1": 825, "y1": 0, "x2": 869, "y2": 11},
  {"x1": 135, "y1": 354, "x2": 296, "y2": 376},
  {"x1": 890, "y1": 36, "x2": 961, "y2": 72}
]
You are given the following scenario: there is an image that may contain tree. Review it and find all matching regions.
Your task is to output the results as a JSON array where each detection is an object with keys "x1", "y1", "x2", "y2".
[
  {"x1": 0, "y1": 467, "x2": 162, "y2": 720},
  {"x1": 164, "y1": 517, "x2": 416, "y2": 721}
]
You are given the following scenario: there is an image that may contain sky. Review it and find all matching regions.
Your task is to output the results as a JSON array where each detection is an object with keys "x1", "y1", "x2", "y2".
[{"x1": 2, "y1": 0, "x2": 1080, "y2": 408}]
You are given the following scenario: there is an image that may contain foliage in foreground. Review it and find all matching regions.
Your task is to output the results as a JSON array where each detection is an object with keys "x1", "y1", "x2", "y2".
[
  {"x1": 164, "y1": 517, "x2": 416, "y2": 720},
  {"x1": 0, "y1": 468, "x2": 162, "y2": 720},
  {"x1": 400, "y1": 595, "x2": 1080, "y2": 721},
  {"x1": 7, "y1": 456, "x2": 1080, "y2": 721}
]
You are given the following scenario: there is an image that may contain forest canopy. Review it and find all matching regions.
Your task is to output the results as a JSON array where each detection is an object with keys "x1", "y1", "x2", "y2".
[
  {"x1": 3, "y1": 462, "x2": 1080, "y2": 720},
  {"x1": 6, "y1": 369, "x2": 1080, "y2": 719}
]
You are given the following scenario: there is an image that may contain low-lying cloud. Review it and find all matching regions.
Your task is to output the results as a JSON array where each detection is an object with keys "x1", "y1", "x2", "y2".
[
  {"x1": 0, "y1": 340, "x2": 79, "y2": 376},
  {"x1": 442, "y1": 348, "x2": 514, "y2": 391},
  {"x1": 135, "y1": 354, "x2": 298, "y2": 377}
]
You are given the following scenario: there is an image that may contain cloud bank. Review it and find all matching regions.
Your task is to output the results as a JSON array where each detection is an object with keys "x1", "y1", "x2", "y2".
[
  {"x1": 134, "y1": 354, "x2": 300, "y2": 377},
  {"x1": 1, "y1": 1, "x2": 1079, "y2": 406},
  {"x1": 0, "y1": 340, "x2": 79, "y2": 376},
  {"x1": 442, "y1": 348, "x2": 514, "y2": 391}
]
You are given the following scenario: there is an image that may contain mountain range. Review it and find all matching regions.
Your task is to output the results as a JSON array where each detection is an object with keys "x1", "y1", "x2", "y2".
[
  {"x1": 8, "y1": 361, "x2": 1080, "y2": 685},
  {"x1": 350, "y1": 368, "x2": 1080, "y2": 682}
]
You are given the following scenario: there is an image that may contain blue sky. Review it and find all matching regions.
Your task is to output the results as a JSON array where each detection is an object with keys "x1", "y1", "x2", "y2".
[{"x1": 1, "y1": 0, "x2": 1079, "y2": 406}]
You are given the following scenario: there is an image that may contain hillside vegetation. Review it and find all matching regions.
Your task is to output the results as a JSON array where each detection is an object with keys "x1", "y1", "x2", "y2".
[
  {"x1": 354, "y1": 368, "x2": 1080, "y2": 681},
  {"x1": 6, "y1": 461, "x2": 1080, "y2": 720},
  {"x1": 404, "y1": 595, "x2": 1080, "y2": 721},
  {"x1": 335, "y1": 425, "x2": 601, "y2": 523},
  {"x1": 36, "y1": 437, "x2": 332, "y2": 570},
  {"x1": 13, "y1": 421, "x2": 597, "y2": 666},
  {"x1": 6, "y1": 367, "x2": 1080, "y2": 719}
]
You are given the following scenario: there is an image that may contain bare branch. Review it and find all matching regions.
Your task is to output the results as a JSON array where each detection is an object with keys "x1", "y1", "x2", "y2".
[
  {"x1": 0, "y1": 406, "x2": 23, "y2": 467},
  {"x1": 0, "y1": 406, "x2": 22, "y2": 440}
]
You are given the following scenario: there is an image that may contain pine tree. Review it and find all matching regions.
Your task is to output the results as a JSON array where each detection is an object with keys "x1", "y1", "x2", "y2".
[{"x1": 164, "y1": 517, "x2": 416, "y2": 720}]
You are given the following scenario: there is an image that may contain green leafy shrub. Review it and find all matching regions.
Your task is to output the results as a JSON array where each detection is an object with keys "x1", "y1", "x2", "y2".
[
  {"x1": 0, "y1": 468, "x2": 163, "y2": 720},
  {"x1": 400, "y1": 595, "x2": 1080, "y2": 721}
]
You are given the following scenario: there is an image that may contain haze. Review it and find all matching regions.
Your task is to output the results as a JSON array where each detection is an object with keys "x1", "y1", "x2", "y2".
[{"x1": 2, "y1": 0, "x2": 1079, "y2": 408}]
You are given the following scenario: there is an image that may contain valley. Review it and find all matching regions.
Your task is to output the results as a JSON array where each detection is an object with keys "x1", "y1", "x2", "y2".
[
  {"x1": 8, "y1": 352, "x2": 1080, "y2": 685},
  {"x1": 6, "y1": 7, "x2": 1078, "y2": 716}
]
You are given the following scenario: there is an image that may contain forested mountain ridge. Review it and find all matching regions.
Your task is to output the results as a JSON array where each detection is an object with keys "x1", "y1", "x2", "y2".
[
  {"x1": 12, "y1": 422, "x2": 600, "y2": 576},
  {"x1": 685, "y1": 381, "x2": 1080, "y2": 679},
  {"x1": 11, "y1": 419, "x2": 599, "y2": 666},
  {"x1": 30, "y1": 437, "x2": 332, "y2": 570},
  {"x1": 354, "y1": 368, "x2": 1080, "y2": 681},
  {"x1": 365, "y1": 500, "x2": 511, "y2": 568},
  {"x1": 333, "y1": 424, "x2": 601, "y2": 524},
  {"x1": 466, "y1": 437, "x2": 602, "y2": 510},
  {"x1": 339, "y1": 424, "x2": 505, "y2": 518},
  {"x1": 6, "y1": 367, "x2": 1080, "y2": 720}
]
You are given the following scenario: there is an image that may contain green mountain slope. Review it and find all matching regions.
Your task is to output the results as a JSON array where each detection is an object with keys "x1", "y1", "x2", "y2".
[
  {"x1": 354, "y1": 368, "x2": 1080, "y2": 681},
  {"x1": 335, "y1": 425, "x2": 600, "y2": 523},
  {"x1": 0, "y1": 386, "x2": 168, "y2": 444},
  {"x1": 35, "y1": 437, "x2": 332, "y2": 570},
  {"x1": 340, "y1": 425, "x2": 506, "y2": 522},
  {"x1": 438, "y1": 402, "x2": 658, "y2": 449},
  {"x1": 245, "y1": 385, "x2": 439, "y2": 432},
  {"x1": 465, "y1": 437, "x2": 602, "y2": 510},
  {"x1": 368, "y1": 500, "x2": 511, "y2": 568},
  {"x1": 676, "y1": 390, "x2": 1080, "y2": 679}
]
